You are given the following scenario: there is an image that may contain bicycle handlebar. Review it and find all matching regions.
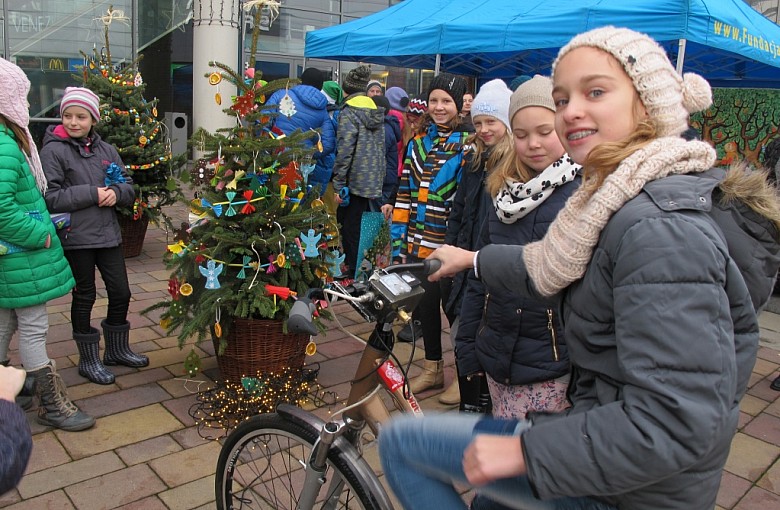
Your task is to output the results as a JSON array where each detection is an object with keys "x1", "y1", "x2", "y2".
[{"x1": 287, "y1": 259, "x2": 442, "y2": 336}]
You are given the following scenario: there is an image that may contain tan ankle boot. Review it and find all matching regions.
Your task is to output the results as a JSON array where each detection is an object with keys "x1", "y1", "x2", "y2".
[
  {"x1": 409, "y1": 359, "x2": 444, "y2": 394},
  {"x1": 438, "y1": 378, "x2": 460, "y2": 405}
]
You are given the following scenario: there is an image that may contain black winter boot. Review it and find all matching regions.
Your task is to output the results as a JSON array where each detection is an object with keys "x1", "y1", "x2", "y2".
[
  {"x1": 31, "y1": 361, "x2": 95, "y2": 431},
  {"x1": 101, "y1": 320, "x2": 149, "y2": 368},
  {"x1": 1, "y1": 360, "x2": 34, "y2": 410},
  {"x1": 74, "y1": 328, "x2": 115, "y2": 384}
]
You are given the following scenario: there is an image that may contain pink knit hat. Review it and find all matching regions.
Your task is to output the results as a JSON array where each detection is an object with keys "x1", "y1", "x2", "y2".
[
  {"x1": 60, "y1": 86, "x2": 101, "y2": 121},
  {"x1": 0, "y1": 57, "x2": 46, "y2": 193}
]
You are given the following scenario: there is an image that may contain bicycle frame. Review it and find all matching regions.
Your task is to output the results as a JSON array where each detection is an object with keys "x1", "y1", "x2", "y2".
[{"x1": 219, "y1": 261, "x2": 438, "y2": 510}]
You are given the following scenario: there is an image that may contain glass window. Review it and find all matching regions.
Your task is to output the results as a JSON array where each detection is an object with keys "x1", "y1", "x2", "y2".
[
  {"x1": 244, "y1": 8, "x2": 339, "y2": 58},
  {"x1": 7, "y1": 0, "x2": 133, "y2": 118},
  {"x1": 343, "y1": 0, "x2": 394, "y2": 17},
  {"x1": 139, "y1": 0, "x2": 192, "y2": 49}
]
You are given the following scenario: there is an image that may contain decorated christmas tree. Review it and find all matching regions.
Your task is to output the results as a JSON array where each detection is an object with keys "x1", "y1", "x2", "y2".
[
  {"x1": 147, "y1": 1, "x2": 339, "y2": 351},
  {"x1": 80, "y1": 6, "x2": 184, "y2": 226}
]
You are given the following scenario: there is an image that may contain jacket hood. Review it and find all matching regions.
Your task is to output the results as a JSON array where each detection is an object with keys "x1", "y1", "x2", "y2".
[
  {"x1": 713, "y1": 165, "x2": 780, "y2": 311},
  {"x1": 292, "y1": 84, "x2": 328, "y2": 110},
  {"x1": 646, "y1": 166, "x2": 780, "y2": 312},
  {"x1": 345, "y1": 95, "x2": 384, "y2": 130},
  {"x1": 42, "y1": 124, "x2": 100, "y2": 152}
]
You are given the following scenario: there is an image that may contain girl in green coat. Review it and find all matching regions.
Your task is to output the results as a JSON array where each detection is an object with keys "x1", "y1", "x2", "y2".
[{"x1": 0, "y1": 58, "x2": 94, "y2": 431}]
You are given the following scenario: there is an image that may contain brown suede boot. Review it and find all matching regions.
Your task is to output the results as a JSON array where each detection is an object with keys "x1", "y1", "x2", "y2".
[
  {"x1": 409, "y1": 359, "x2": 444, "y2": 394},
  {"x1": 438, "y1": 378, "x2": 460, "y2": 405}
]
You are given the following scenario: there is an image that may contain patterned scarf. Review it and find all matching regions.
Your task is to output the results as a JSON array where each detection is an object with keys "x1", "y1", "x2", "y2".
[
  {"x1": 493, "y1": 154, "x2": 580, "y2": 224},
  {"x1": 522, "y1": 137, "x2": 716, "y2": 297}
]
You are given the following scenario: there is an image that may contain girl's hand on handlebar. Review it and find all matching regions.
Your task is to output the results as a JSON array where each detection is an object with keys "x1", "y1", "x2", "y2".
[
  {"x1": 427, "y1": 245, "x2": 476, "y2": 281},
  {"x1": 462, "y1": 435, "x2": 526, "y2": 486}
]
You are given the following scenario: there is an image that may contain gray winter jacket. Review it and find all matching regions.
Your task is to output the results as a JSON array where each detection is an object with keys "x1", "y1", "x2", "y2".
[
  {"x1": 476, "y1": 169, "x2": 778, "y2": 509},
  {"x1": 331, "y1": 94, "x2": 385, "y2": 199},
  {"x1": 40, "y1": 126, "x2": 134, "y2": 250}
]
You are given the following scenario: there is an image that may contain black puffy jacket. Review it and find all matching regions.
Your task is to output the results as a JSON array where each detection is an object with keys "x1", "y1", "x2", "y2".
[{"x1": 455, "y1": 175, "x2": 580, "y2": 383}]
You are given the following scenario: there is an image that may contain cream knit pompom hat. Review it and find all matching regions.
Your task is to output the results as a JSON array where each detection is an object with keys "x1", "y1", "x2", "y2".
[{"x1": 552, "y1": 26, "x2": 712, "y2": 137}]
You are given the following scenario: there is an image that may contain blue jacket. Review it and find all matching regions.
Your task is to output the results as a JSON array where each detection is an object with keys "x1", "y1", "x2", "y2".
[
  {"x1": 443, "y1": 148, "x2": 489, "y2": 318},
  {"x1": 266, "y1": 85, "x2": 336, "y2": 195},
  {"x1": 456, "y1": 175, "x2": 580, "y2": 383},
  {"x1": 380, "y1": 112, "x2": 401, "y2": 206}
]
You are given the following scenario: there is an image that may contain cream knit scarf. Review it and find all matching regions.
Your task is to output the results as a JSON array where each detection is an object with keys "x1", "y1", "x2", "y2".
[{"x1": 522, "y1": 137, "x2": 716, "y2": 297}]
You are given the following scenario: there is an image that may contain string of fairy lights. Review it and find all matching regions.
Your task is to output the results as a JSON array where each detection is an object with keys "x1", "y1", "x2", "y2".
[{"x1": 187, "y1": 365, "x2": 339, "y2": 439}]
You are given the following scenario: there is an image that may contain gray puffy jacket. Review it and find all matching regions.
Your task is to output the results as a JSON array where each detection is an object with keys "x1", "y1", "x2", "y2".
[
  {"x1": 477, "y1": 168, "x2": 780, "y2": 509},
  {"x1": 40, "y1": 126, "x2": 135, "y2": 250}
]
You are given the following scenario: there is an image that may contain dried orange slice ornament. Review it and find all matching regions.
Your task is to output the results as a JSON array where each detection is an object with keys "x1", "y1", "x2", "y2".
[
  {"x1": 214, "y1": 321, "x2": 222, "y2": 338},
  {"x1": 305, "y1": 341, "x2": 317, "y2": 356},
  {"x1": 215, "y1": 92, "x2": 222, "y2": 105},
  {"x1": 179, "y1": 283, "x2": 193, "y2": 296},
  {"x1": 208, "y1": 72, "x2": 222, "y2": 85},
  {"x1": 160, "y1": 318, "x2": 172, "y2": 330}
]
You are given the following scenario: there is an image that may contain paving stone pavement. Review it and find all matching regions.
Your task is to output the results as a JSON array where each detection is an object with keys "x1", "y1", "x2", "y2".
[{"x1": 2, "y1": 215, "x2": 780, "y2": 509}]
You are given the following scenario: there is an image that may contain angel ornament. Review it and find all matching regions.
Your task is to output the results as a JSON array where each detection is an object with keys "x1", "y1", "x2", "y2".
[
  {"x1": 199, "y1": 260, "x2": 224, "y2": 289},
  {"x1": 299, "y1": 228, "x2": 322, "y2": 258}
]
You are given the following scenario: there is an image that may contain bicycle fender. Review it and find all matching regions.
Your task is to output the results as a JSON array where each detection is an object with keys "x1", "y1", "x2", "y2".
[{"x1": 276, "y1": 404, "x2": 396, "y2": 509}]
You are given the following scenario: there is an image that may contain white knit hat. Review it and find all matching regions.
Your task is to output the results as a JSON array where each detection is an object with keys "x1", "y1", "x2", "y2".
[
  {"x1": 60, "y1": 86, "x2": 101, "y2": 121},
  {"x1": 470, "y1": 79, "x2": 512, "y2": 131},
  {"x1": 0, "y1": 58, "x2": 47, "y2": 193},
  {"x1": 552, "y1": 26, "x2": 712, "y2": 137}
]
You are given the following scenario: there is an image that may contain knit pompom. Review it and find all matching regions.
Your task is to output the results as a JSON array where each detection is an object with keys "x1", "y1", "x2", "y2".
[{"x1": 681, "y1": 73, "x2": 712, "y2": 114}]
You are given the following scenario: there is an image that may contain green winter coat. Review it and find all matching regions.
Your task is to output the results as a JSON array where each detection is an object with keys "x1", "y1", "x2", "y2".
[{"x1": 0, "y1": 126, "x2": 74, "y2": 308}]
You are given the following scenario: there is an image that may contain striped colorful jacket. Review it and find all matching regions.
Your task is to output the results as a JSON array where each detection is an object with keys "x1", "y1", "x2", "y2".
[{"x1": 391, "y1": 123, "x2": 470, "y2": 259}]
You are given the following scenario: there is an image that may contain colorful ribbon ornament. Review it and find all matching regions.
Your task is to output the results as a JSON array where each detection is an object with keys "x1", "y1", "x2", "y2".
[
  {"x1": 225, "y1": 170, "x2": 246, "y2": 190},
  {"x1": 236, "y1": 256, "x2": 253, "y2": 279},
  {"x1": 241, "y1": 190, "x2": 256, "y2": 214},
  {"x1": 104, "y1": 162, "x2": 126, "y2": 186}
]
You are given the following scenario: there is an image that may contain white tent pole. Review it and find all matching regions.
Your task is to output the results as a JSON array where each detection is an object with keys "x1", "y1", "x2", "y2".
[
  {"x1": 676, "y1": 38, "x2": 687, "y2": 74},
  {"x1": 435, "y1": 54, "x2": 441, "y2": 75}
]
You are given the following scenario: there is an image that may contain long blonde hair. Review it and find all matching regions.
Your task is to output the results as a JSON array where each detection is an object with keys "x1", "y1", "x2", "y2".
[
  {"x1": 468, "y1": 127, "x2": 514, "y2": 177},
  {"x1": 485, "y1": 136, "x2": 536, "y2": 196}
]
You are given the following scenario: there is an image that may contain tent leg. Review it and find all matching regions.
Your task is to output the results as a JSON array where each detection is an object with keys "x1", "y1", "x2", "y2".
[
  {"x1": 676, "y1": 38, "x2": 687, "y2": 74},
  {"x1": 435, "y1": 53, "x2": 441, "y2": 75}
]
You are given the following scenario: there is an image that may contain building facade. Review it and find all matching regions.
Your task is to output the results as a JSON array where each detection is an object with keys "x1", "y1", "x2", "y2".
[{"x1": 1, "y1": 0, "x2": 777, "y2": 139}]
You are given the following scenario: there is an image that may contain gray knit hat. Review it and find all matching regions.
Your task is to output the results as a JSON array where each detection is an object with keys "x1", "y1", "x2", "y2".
[
  {"x1": 342, "y1": 65, "x2": 371, "y2": 95},
  {"x1": 552, "y1": 26, "x2": 712, "y2": 137},
  {"x1": 508, "y1": 75, "x2": 555, "y2": 125},
  {"x1": 471, "y1": 79, "x2": 512, "y2": 131}
]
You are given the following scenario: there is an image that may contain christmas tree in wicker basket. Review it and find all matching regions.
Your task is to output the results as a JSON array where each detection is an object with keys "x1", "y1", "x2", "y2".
[
  {"x1": 80, "y1": 6, "x2": 185, "y2": 257},
  {"x1": 144, "y1": 1, "x2": 339, "y2": 398}
]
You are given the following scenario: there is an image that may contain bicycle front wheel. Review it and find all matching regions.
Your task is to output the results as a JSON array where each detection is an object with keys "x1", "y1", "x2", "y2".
[{"x1": 216, "y1": 413, "x2": 384, "y2": 510}]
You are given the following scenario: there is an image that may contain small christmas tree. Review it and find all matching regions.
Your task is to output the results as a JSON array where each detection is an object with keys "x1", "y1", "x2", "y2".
[
  {"x1": 147, "y1": 1, "x2": 338, "y2": 350},
  {"x1": 80, "y1": 6, "x2": 184, "y2": 227}
]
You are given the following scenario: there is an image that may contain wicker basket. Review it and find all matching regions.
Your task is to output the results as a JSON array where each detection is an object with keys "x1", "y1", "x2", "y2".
[
  {"x1": 118, "y1": 214, "x2": 149, "y2": 258},
  {"x1": 212, "y1": 318, "x2": 309, "y2": 383}
]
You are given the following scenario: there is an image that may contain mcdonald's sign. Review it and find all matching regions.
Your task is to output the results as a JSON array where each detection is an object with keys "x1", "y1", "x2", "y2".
[{"x1": 44, "y1": 58, "x2": 66, "y2": 71}]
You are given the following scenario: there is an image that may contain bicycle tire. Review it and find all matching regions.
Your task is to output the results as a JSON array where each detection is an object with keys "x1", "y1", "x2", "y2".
[{"x1": 216, "y1": 412, "x2": 385, "y2": 510}]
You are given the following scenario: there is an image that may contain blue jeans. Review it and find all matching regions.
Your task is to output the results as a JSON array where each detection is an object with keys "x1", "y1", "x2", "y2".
[{"x1": 379, "y1": 414, "x2": 617, "y2": 510}]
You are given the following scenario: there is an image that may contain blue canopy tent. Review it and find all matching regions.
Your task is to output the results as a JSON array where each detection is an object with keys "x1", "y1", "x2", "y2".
[{"x1": 304, "y1": 0, "x2": 780, "y2": 88}]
